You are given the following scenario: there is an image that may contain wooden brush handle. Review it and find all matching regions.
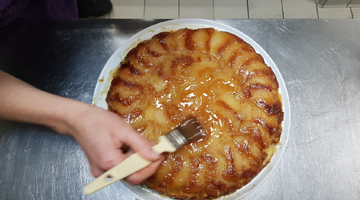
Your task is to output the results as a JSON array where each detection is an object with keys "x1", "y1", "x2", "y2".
[{"x1": 83, "y1": 136, "x2": 176, "y2": 195}]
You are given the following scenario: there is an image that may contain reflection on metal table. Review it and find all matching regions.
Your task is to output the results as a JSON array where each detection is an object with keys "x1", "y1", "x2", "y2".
[{"x1": 0, "y1": 19, "x2": 359, "y2": 200}]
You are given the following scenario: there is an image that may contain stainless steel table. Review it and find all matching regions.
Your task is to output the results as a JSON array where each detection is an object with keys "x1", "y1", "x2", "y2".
[{"x1": 1, "y1": 19, "x2": 359, "y2": 200}]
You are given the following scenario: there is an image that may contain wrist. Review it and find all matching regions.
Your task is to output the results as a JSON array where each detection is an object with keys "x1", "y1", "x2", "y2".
[{"x1": 47, "y1": 97, "x2": 93, "y2": 136}]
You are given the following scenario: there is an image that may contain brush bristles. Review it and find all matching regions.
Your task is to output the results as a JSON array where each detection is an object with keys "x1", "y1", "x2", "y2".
[
  {"x1": 178, "y1": 116, "x2": 205, "y2": 143},
  {"x1": 165, "y1": 116, "x2": 205, "y2": 149},
  {"x1": 164, "y1": 129, "x2": 187, "y2": 149}
]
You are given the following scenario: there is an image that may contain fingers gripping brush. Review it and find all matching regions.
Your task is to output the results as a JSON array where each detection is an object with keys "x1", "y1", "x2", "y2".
[{"x1": 83, "y1": 116, "x2": 205, "y2": 195}]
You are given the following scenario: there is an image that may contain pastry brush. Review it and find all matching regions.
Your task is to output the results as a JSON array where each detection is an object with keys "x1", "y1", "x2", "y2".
[{"x1": 83, "y1": 116, "x2": 205, "y2": 195}]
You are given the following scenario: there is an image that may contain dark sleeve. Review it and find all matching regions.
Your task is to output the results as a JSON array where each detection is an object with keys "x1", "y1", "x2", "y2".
[
  {"x1": 0, "y1": 0, "x2": 78, "y2": 27},
  {"x1": 0, "y1": 0, "x2": 31, "y2": 27}
]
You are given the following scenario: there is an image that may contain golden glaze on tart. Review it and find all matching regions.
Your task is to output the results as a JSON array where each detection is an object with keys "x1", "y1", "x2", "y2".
[{"x1": 106, "y1": 28, "x2": 283, "y2": 199}]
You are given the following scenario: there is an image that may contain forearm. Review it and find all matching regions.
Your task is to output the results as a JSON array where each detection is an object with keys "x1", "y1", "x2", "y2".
[
  {"x1": 0, "y1": 70, "x2": 163, "y2": 183},
  {"x1": 0, "y1": 70, "x2": 90, "y2": 134}
]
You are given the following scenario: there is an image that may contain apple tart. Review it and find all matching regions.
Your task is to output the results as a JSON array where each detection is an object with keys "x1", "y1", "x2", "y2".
[{"x1": 106, "y1": 28, "x2": 283, "y2": 199}]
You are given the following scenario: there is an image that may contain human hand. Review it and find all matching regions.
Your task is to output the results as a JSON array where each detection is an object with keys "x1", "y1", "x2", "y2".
[{"x1": 62, "y1": 104, "x2": 163, "y2": 185}]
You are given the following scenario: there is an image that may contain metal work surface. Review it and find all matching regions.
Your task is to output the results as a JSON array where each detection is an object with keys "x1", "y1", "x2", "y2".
[{"x1": 0, "y1": 19, "x2": 359, "y2": 199}]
